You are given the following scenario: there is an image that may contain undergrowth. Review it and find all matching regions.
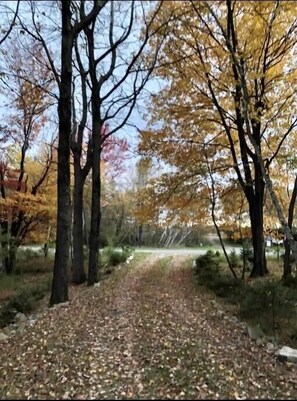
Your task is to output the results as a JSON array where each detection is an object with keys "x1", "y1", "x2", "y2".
[{"x1": 193, "y1": 250, "x2": 297, "y2": 346}]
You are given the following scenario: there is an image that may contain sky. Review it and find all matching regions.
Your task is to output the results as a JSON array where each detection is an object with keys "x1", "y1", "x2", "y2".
[{"x1": 0, "y1": 0, "x2": 164, "y2": 188}]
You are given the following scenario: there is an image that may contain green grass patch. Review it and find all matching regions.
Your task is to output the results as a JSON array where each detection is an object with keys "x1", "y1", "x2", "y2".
[{"x1": 157, "y1": 256, "x2": 172, "y2": 272}]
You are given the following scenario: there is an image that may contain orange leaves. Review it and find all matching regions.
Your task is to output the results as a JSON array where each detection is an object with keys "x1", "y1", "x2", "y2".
[{"x1": 0, "y1": 192, "x2": 50, "y2": 224}]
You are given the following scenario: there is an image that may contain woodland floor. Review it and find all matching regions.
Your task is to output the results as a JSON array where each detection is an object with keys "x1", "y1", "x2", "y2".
[{"x1": 0, "y1": 254, "x2": 297, "y2": 400}]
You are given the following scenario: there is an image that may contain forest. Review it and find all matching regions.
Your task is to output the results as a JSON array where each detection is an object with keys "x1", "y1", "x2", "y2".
[{"x1": 1, "y1": 1, "x2": 297, "y2": 399}]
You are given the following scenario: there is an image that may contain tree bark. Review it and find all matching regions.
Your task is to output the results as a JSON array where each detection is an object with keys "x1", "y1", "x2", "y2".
[
  {"x1": 72, "y1": 173, "x2": 86, "y2": 284},
  {"x1": 138, "y1": 224, "x2": 143, "y2": 247},
  {"x1": 50, "y1": 1, "x2": 73, "y2": 305},
  {"x1": 86, "y1": 21, "x2": 101, "y2": 286},
  {"x1": 283, "y1": 175, "x2": 297, "y2": 279},
  {"x1": 1, "y1": 243, "x2": 17, "y2": 275},
  {"x1": 246, "y1": 169, "x2": 268, "y2": 277},
  {"x1": 83, "y1": 206, "x2": 88, "y2": 245},
  {"x1": 70, "y1": 35, "x2": 92, "y2": 284},
  {"x1": 88, "y1": 117, "x2": 101, "y2": 285},
  {"x1": 249, "y1": 198, "x2": 268, "y2": 277},
  {"x1": 6, "y1": 247, "x2": 17, "y2": 274}
]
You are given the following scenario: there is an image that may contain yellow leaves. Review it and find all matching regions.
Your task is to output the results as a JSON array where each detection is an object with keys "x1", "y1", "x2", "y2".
[{"x1": 138, "y1": 0, "x2": 297, "y2": 234}]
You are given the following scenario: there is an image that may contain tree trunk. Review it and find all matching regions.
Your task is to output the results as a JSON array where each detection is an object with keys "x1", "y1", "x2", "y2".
[
  {"x1": 88, "y1": 152, "x2": 101, "y2": 285},
  {"x1": 283, "y1": 240, "x2": 291, "y2": 278},
  {"x1": 248, "y1": 187, "x2": 268, "y2": 277},
  {"x1": 72, "y1": 173, "x2": 86, "y2": 284},
  {"x1": 50, "y1": 1, "x2": 73, "y2": 306},
  {"x1": 43, "y1": 226, "x2": 50, "y2": 258},
  {"x1": 83, "y1": 206, "x2": 88, "y2": 245},
  {"x1": 6, "y1": 247, "x2": 16, "y2": 274},
  {"x1": 1, "y1": 222, "x2": 8, "y2": 273},
  {"x1": 88, "y1": 113, "x2": 101, "y2": 285},
  {"x1": 1, "y1": 242, "x2": 17, "y2": 275},
  {"x1": 87, "y1": 21, "x2": 101, "y2": 286},
  {"x1": 138, "y1": 224, "x2": 143, "y2": 247},
  {"x1": 283, "y1": 175, "x2": 297, "y2": 279},
  {"x1": 0, "y1": 220, "x2": 19, "y2": 275}
]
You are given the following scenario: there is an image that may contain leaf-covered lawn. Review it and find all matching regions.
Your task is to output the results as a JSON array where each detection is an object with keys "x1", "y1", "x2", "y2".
[{"x1": 1, "y1": 255, "x2": 297, "y2": 399}]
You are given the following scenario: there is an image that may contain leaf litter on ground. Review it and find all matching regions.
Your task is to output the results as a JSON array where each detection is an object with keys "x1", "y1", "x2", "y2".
[{"x1": 0, "y1": 254, "x2": 297, "y2": 399}]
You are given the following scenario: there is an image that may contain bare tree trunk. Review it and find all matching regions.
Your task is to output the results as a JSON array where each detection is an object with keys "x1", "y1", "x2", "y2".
[
  {"x1": 72, "y1": 173, "x2": 86, "y2": 283},
  {"x1": 88, "y1": 118, "x2": 101, "y2": 285},
  {"x1": 83, "y1": 206, "x2": 88, "y2": 245},
  {"x1": 83, "y1": 0, "x2": 164, "y2": 283},
  {"x1": 50, "y1": 1, "x2": 72, "y2": 305},
  {"x1": 283, "y1": 175, "x2": 297, "y2": 279},
  {"x1": 44, "y1": 226, "x2": 51, "y2": 258},
  {"x1": 85, "y1": 17, "x2": 102, "y2": 286},
  {"x1": 176, "y1": 227, "x2": 192, "y2": 246},
  {"x1": 249, "y1": 202, "x2": 267, "y2": 277},
  {"x1": 138, "y1": 224, "x2": 143, "y2": 247},
  {"x1": 247, "y1": 174, "x2": 268, "y2": 278},
  {"x1": 210, "y1": 198, "x2": 237, "y2": 279},
  {"x1": 88, "y1": 34, "x2": 101, "y2": 285}
]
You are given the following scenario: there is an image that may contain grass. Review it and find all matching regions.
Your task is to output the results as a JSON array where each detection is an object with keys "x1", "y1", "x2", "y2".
[
  {"x1": 129, "y1": 251, "x2": 151, "y2": 263},
  {"x1": 158, "y1": 256, "x2": 173, "y2": 271},
  {"x1": 137, "y1": 245, "x2": 218, "y2": 251}
]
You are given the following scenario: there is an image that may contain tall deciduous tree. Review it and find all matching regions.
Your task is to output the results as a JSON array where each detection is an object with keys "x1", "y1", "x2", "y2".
[
  {"x1": 18, "y1": 0, "x2": 107, "y2": 303},
  {"x1": 0, "y1": 36, "x2": 54, "y2": 273},
  {"x1": 70, "y1": 35, "x2": 92, "y2": 284},
  {"x1": 49, "y1": 0, "x2": 106, "y2": 304},
  {"x1": 140, "y1": 0, "x2": 297, "y2": 277},
  {"x1": 82, "y1": 0, "x2": 169, "y2": 285}
]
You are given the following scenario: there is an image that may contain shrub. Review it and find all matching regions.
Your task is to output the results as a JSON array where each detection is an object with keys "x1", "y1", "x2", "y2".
[
  {"x1": 194, "y1": 250, "x2": 249, "y2": 304},
  {"x1": 240, "y1": 279, "x2": 297, "y2": 337},
  {"x1": 9, "y1": 290, "x2": 36, "y2": 314},
  {"x1": 0, "y1": 274, "x2": 52, "y2": 327},
  {"x1": 109, "y1": 250, "x2": 127, "y2": 266},
  {"x1": 240, "y1": 246, "x2": 253, "y2": 272},
  {"x1": 194, "y1": 250, "x2": 221, "y2": 271},
  {"x1": 193, "y1": 250, "x2": 297, "y2": 346},
  {"x1": 102, "y1": 246, "x2": 133, "y2": 267},
  {"x1": 211, "y1": 276, "x2": 248, "y2": 304},
  {"x1": 283, "y1": 274, "x2": 297, "y2": 288},
  {"x1": 194, "y1": 250, "x2": 222, "y2": 287},
  {"x1": 229, "y1": 249, "x2": 240, "y2": 268}
]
